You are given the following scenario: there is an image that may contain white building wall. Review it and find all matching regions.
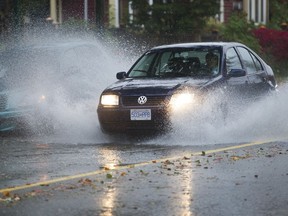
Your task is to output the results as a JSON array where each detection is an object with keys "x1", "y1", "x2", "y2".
[
  {"x1": 247, "y1": 0, "x2": 267, "y2": 24},
  {"x1": 108, "y1": 0, "x2": 119, "y2": 28},
  {"x1": 220, "y1": 0, "x2": 268, "y2": 25},
  {"x1": 220, "y1": 0, "x2": 224, "y2": 22}
]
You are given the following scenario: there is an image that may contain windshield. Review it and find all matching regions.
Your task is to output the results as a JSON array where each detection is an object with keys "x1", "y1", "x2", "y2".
[
  {"x1": 0, "y1": 49, "x2": 59, "y2": 87},
  {"x1": 128, "y1": 47, "x2": 222, "y2": 78}
]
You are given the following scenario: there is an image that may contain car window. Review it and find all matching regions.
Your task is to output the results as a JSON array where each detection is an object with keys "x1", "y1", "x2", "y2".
[
  {"x1": 128, "y1": 48, "x2": 221, "y2": 78},
  {"x1": 74, "y1": 45, "x2": 104, "y2": 73},
  {"x1": 155, "y1": 51, "x2": 172, "y2": 75},
  {"x1": 0, "y1": 49, "x2": 58, "y2": 86},
  {"x1": 74, "y1": 45, "x2": 106, "y2": 63},
  {"x1": 60, "y1": 49, "x2": 79, "y2": 75},
  {"x1": 237, "y1": 47, "x2": 257, "y2": 74},
  {"x1": 250, "y1": 52, "x2": 263, "y2": 71},
  {"x1": 226, "y1": 48, "x2": 242, "y2": 72},
  {"x1": 129, "y1": 52, "x2": 157, "y2": 77}
]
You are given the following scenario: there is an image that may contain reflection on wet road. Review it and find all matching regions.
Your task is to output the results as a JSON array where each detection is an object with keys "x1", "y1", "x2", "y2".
[{"x1": 1, "y1": 137, "x2": 288, "y2": 216}]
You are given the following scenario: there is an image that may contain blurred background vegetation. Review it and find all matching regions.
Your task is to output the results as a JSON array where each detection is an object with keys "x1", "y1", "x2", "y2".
[{"x1": 0, "y1": 0, "x2": 287, "y2": 81}]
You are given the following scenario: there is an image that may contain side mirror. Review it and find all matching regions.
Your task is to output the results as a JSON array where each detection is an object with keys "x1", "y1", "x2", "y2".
[
  {"x1": 116, "y1": 71, "x2": 127, "y2": 80},
  {"x1": 227, "y1": 69, "x2": 246, "y2": 78}
]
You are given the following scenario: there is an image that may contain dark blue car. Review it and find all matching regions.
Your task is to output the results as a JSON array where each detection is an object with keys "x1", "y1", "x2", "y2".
[{"x1": 97, "y1": 42, "x2": 277, "y2": 134}]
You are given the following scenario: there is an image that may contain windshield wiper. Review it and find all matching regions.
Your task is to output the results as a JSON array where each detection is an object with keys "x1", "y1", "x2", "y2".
[{"x1": 132, "y1": 69, "x2": 148, "y2": 73}]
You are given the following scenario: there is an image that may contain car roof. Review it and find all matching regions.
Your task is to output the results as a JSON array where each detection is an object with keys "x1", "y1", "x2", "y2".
[
  {"x1": 150, "y1": 42, "x2": 245, "y2": 50},
  {"x1": 2, "y1": 40, "x2": 99, "y2": 54}
]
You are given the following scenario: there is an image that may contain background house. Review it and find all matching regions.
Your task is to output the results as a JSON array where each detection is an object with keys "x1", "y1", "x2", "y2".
[
  {"x1": 0, "y1": 0, "x2": 271, "y2": 32},
  {"x1": 0, "y1": 0, "x2": 273, "y2": 45},
  {"x1": 49, "y1": 0, "x2": 108, "y2": 28},
  {"x1": 109, "y1": 0, "x2": 270, "y2": 28},
  {"x1": 220, "y1": 0, "x2": 269, "y2": 24}
]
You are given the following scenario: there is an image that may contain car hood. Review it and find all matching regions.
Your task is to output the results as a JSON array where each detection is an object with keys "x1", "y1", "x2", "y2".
[{"x1": 104, "y1": 78, "x2": 212, "y2": 95}]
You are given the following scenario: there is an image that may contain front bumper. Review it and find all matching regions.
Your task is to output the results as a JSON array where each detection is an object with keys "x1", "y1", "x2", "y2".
[
  {"x1": 97, "y1": 106, "x2": 171, "y2": 134},
  {"x1": 0, "y1": 108, "x2": 34, "y2": 132}
]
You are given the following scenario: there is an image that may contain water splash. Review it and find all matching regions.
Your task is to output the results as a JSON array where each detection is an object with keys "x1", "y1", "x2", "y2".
[
  {"x1": 4, "y1": 33, "x2": 287, "y2": 146},
  {"x1": 151, "y1": 84, "x2": 288, "y2": 146},
  {"x1": 2, "y1": 33, "x2": 140, "y2": 143}
]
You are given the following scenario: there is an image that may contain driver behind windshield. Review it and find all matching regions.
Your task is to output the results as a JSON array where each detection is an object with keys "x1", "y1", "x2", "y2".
[{"x1": 205, "y1": 52, "x2": 219, "y2": 75}]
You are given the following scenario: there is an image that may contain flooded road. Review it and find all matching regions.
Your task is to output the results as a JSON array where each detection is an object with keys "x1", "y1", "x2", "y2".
[
  {"x1": 0, "y1": 136, "x2": 288, "y2": 216},
  {"x1": 1, "y1": 84, "x2": 288, "y2": 215},
  {"x1": 1, "y1": 37, "x2": 288, "y2": 215}
]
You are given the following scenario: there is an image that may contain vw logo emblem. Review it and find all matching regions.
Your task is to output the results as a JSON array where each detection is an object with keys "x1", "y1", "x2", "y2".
[{"x1": 138, "y1": 96, "x2": 147, "y2": 105}]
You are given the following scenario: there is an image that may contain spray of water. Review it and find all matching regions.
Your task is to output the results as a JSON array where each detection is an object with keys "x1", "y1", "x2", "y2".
[
  {"x1": 3, "y1": 32, "x2": 287, "y2": 145},
  {"x1": 150, "y1": 84, "x2": 288, "y2": 146},
  {"x1": 2, "y1": 32, "x2": 140, "y2": 143}
]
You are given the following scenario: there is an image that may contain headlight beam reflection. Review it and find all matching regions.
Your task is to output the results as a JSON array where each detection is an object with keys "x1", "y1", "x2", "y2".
[{"x1": 169, "y1": 92, "x2": 196, "y2": 111}]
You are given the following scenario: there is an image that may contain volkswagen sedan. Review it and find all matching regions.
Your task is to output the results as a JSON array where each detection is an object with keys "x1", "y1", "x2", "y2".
[{"x1": 97, "y1": 42, "x2": 277, "y2": 134}]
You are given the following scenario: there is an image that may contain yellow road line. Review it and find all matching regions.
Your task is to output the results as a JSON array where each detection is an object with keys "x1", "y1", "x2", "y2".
[{"x1": 0, "y1": 140, "x2": 272, "y2": 193}]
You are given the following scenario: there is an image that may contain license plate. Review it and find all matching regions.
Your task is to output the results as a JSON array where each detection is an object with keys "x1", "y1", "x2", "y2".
[{"x1": 130, "y1": 109, "x2": 151, "y2": 120}]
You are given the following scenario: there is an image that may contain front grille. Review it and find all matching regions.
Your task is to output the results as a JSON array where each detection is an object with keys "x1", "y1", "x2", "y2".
[
  {"x1": 0, "y1": 94, "x2": 8, "y2": 111},
  {"x1": 121, "y1": 96, "x2": 168, "y2": 107}
]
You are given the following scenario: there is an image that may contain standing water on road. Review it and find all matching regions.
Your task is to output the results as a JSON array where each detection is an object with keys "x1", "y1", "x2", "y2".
[
  {"x1": 153, "y1": 84, "x2": 288, "y2": 146},
  {"x1": 1, "y1": 34, "x2": 287, "y2": 146}
]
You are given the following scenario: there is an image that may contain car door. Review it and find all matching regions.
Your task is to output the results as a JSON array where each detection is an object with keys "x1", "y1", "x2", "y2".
[
  {"x1": 225, "y1": 47, "x2": 250, "y2": 101},
  {"x1": 236, "y1": 46, "x2": 270, "y2": 99}
]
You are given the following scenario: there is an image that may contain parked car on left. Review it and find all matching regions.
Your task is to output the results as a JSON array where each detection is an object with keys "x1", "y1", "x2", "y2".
[{"x1": 0, "y1": 41, "x2": 109, "y2": 133}]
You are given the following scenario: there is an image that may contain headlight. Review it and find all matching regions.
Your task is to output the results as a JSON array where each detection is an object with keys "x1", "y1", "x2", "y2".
[
  {"x1": 100, "y1": 94, "x2": 119, "y2": 106},
  {"x1": 169, "y1": 92, "x2": 196, "y2": 110},
  {"x1": 37, "y1": 95, "x2": 46, "y2": 104},
  {"x1": 9, "y1": 93, "x2": 48, "y2": 108},
  {"x1": 20, "y1": 94, "x2": 47, "y2": 107}
]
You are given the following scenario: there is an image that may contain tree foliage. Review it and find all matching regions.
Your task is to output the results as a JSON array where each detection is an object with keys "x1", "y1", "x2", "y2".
[
  {"x1": 253, "y1": 28, "x2": 288, "y2": 79},
  {"x1": 129, "y1": 0, "x2": 220, "y2": 35},
  {"x1": 268, "y1": 0, "x2": 288, "y2": 29},
  {"x1": 253, "y1": 28, "x2": 288, "y2": 61},
  {"x1": 13, "y1": 0, "x2": 49, "y2": 22},
  {"x1": 221, "y1": 12, "x2": 260, "y2": 52}
]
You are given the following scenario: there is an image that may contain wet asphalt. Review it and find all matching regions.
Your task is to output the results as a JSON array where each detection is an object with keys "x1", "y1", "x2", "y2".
[{"x1": 0, "y1": 136, "x2": 288, "y2": 216}]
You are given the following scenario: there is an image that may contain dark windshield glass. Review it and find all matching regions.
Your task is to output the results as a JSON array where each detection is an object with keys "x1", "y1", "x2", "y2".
[{"x1": 128, "y1": 47, "x2": 222, "y2": 78}]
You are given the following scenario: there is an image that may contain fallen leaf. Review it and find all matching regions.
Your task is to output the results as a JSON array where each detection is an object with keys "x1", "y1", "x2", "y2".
[
  {"x1": 213, "y1": 157, "x2": 223, "y2": 162},
  {"x1": 2, "y1": 191, "x2": 10, "y2": 197},
  {"x1": 78, "y1": 178, "x2": 92, "y2": 185},
  {"x1": 140, "y1": 170, "x2": 149, "y2": 176},
  {"x1": 66, "y1": 185, "x2": 78, "y2": 190},
  {"x1": 230, "y1": 155, "x2": 251, "y2": 161},
  {"x1": 106, "y1": 174, "x2": 113, "y2": 179},
  {"x1": 13, "y1": 195, "x2": 21, "y2": 201},
  {"x1": 163, "y1": 160, "x2": 173, "y2": 165}
]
